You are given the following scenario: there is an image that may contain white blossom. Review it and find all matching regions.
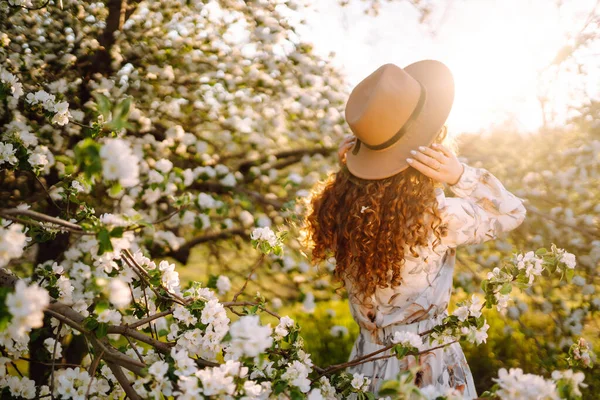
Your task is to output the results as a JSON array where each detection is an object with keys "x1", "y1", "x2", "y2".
[
  {"x1": 0, "y1": 142, "x2": 18, "y2": 167},
  {"x1": 274, "y1": 316, "x2": 295, "y2": 339},
  {"x1": 108, "y1": 278, "x2": 132, "y2": 308},
  {"x1": 281, "y1": 360, "x2": 312, "y2": 393},
  {"x1": 44, "y1": 337, "x2": 63, "y2": 360},
  {"x1": 100, "y1": 138, "x2": 140, "y2": 188},
  {"x1": 216, "y1": 275, "x2": 231, "y2": 295},
  {"x1": 551, "y1": 370, "x2": 587, "y2": 397},
  {"x1": 6, "y1": 280, "x2": 50, "y2": 334},
  {"x1": 158, "y1": 260, "x2": 180, "y2": 293},
  {"x1": 250, "y1": 227, "x2": 278, "y2": 247},
  {"x1": 391, "y1": 330, "x2": 424, "y2": 350},
  {"x1": 303, "y1": 292, "x2": 316, "y2": 313},
  {"x1": 494, "y1": 368, "x2": 558, "y2": 400},
  {"x1": 54, "y1": 368, "x2": 92, "y2": 399},
  {"x1": 0, "y1": 68, "x2": 23, "y2": 99},
  {"x1": 98, "y1": 309, "x2": 122, "y2": 325},
  {"x1": 154, "y1": 158, "x2": 173, "y2": 173},
  {"x1": 0, "y1": 223, "x2": 27, "y2": 267},
  {"x1": 173, "y1": 305, "x2": 198, "y2": 327},
  {"x1": 4, "y1": 375, "x2": 36, "y2": 399},
  {"x1": 559, "y1": 251, "x2": 577, "y2": 269},
  {"x1": 227, "y1": 315, "x2": 273, "y2": 359},
  {"x1": 239, "y1": 210, "x2": 255, "y2": 227},
  {"x1": 329, "y1": 325, "x2": 348, "y2": 337},
  {"x1": 350, "y1": 373, "x2": 371, "y2": 391},
  {"x1": 453, "y1": 306, "x2": 469, "y2": 322}
]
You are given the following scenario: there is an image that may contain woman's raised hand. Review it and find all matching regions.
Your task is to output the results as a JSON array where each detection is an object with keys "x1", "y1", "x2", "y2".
[
  {"x1": 406, "y1": 143, "x2": 464, "y2": 185},
  {"x1": 338, "y1": 135, "x2": 356, "y2": 165}
]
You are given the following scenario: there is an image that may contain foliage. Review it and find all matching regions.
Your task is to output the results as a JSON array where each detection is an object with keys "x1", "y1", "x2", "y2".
[{"x1": 0, "y1": 0, "x2": 598, "y2": 399}]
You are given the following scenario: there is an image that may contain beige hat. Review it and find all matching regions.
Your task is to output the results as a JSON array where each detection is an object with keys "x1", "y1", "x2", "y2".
[{"x1": 345, "y1": 60, "x2": 454, "y2": 180}]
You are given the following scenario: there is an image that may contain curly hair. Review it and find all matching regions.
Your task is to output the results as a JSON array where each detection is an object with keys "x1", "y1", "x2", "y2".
[{"x1": 302, "y1": 163, "x2": 446, "y2": 299}]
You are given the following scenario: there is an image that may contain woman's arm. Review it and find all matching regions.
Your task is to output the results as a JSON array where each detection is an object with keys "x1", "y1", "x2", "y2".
[
  {"x1": 439, "y1": 163, "x2": 527, "y2": 246},
  {"x1": 410, "y1": 144, "x2": 526, "y2": 246}
]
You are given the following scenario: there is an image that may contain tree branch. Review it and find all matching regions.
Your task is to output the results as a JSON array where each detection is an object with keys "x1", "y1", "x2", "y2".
[
  {"x1": 165, "y1": 228, "x2": 246, "y2": 264},
  {"x1": 106, "y1": 361, "x2": 142, "y2": 400},
  {"x1": 0, "y1": 208, "x2": 91, "y2": 234}
]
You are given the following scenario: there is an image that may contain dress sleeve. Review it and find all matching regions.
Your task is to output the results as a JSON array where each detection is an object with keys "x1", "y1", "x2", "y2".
[{"x1": 439, "y1": 163, "x2": 527, "y2": 247}]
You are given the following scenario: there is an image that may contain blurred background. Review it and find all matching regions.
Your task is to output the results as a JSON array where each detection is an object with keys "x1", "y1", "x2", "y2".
[
  {"x1": 2, "y1": 0, "x2": 599, "y2": 396},
  {"x1": 299, "y1": 0, "x2": 599, "y2": 134}
]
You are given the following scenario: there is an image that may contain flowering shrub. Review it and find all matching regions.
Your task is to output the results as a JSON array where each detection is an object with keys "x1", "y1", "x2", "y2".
[
  {"x1": 0, "y1": 0, "x2": 597, "y2": 398},
  {"x1": 0, "y1": 217, "x2": 592, "y2": 399},
  {"x1": 453, "y1": 125, "x2": 600, "y2": 393}
]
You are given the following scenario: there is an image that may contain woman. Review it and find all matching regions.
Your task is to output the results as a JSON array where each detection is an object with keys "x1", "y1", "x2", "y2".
[{"x1": 303, "y1": 61, "x2": 526, "y2": 397}]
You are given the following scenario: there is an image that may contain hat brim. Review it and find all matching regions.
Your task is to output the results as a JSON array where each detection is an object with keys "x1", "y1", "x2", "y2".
[{"x1": 346, "y1": 60, "x2": 455, "y2": 180}]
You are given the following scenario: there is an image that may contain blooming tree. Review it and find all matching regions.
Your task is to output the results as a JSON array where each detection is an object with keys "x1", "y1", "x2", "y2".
[{"x1": 0, "y1": 0, "x2": 597, "y2": 398}]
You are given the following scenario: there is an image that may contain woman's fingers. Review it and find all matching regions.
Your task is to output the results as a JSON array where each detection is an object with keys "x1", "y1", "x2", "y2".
[
  {"x1": 338, "y1": 136, "x2": 356, "y2": 163},
  {"x1": 417, "y1": 145, "x2": 446, "y2": 162},
  {"x1": 431, "y1": 143, "x2": 454, "y2": 158},
  {"x1": 410, "y1": 149, "x2": 443, "y2": 171},
  {"x1": 406, "y1": 157, "x2": 441, "y2": 179}
]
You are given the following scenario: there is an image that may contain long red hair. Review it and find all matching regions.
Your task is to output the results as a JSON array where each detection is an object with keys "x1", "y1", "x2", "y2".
[{"x1": 303, "y1": 143, "x2": 448, "y2": 298}]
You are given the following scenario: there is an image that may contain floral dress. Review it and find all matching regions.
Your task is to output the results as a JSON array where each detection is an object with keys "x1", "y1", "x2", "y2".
[{"x1": 345, "y1": 163, "x2": 527, "y2": 398}]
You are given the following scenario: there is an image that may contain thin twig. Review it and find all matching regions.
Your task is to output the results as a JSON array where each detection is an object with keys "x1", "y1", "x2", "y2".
[
  {"x1": 124, "y1": 335, "x2": 144, "y2": 364},
  {"x1": 127, "y1": 308, "x2": 174, "y2": 329},
  {"x1": 32, "y1": 173, "x2": 62, "y2": 211},
  {"x1": 232, "y1": 255, "x2": 265, "y2": 302},
  {"x1": 319, "y1": 340, "x2": 458, "y2": 378},
  {"x1": 85, "y1": 350, "x2": 104, "y2": 398},
  {"x1": 49, "y1": 322, "x2": 63, "y2": 400},
  {"x1": 0, "y1": 213, "x2": 89, "y2": 235},
  {"x1": 0, "y1": 209, "x2": 83, "y2": 230},
  {"x1": 120, "y1": 251, "x2": 185, "y2": 306},
  {"x1": 222, "y1": 301, "x2": 281, "y2": 320},
  {"x1": 123, "y1": 249, "x2": 187, "y2": 305},
  {"x1": 106, "y1": 361, "x2": 142, "y2": 400},
  {"x1": 19, "y1": 358, "x2": 80, "y2": 368}
]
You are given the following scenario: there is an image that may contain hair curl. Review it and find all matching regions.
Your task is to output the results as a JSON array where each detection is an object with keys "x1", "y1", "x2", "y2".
[{"x1": 302, "y1": 164, "x2": 446, "y2": 299}]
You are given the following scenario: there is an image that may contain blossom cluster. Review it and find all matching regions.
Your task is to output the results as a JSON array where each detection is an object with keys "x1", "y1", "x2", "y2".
[
  {"x1": 0, "y1": 222, "x2": 27, "y2": 267},
  {"x1": 25, "y1": 90, "x2": 71, "y2": 126},
  {"x1": 0, "y1": 0, "x2": 597, "y2": 398}
]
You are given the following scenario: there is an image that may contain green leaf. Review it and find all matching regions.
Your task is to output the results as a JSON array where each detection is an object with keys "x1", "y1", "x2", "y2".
[
  {"x1": 97, "y1": 228, "x2": 113, "y2": 255},
  {"x1": 289, "y1": 388, "x2": 304, "y2": 400},
  {"x1": 109, "y1": 182, "x2": 123, "y2": 197},
  {"x1": 92, "y1": 92, "x2": 112, "y2": 120},
  {"x1": 207, "y1": 275, "x2": 218, "y2": 289},
  {"x1": 565, "y1": 268, "x2": 575, "y2": 283},
  {"x1": 110, "y1": 227, "x2": 124, "y2": 238},
  {"x1": 535, "y1": 248, "x2": 547, "y2": 256},
  {"x1": 273, "y1": 380, "x2": 287, "y2": 395},
  {"x1": 481, "y1": 279, "x2": 489, "y2": 292},
  {"x1": 378, "y1": 380, "x2": 400, "y2": 396},
  {"x1": 393, "y1": 344, "x2": 409, "y2": 359},
  {"x1": 83, "y1": 317, "x2": 99, "y2": 331},
  {"x1": 74, "y1": 138, "x2": 103, "y2": 179},
  {"x1": 96, "y1": 322, "x2": 108, "y2": 338},
  {"x1": 499, "y1": 283, "x2": 512, "y2": 295},
  {"x1": 107, "y1": 97, "x2": 132, "y2": 131}
]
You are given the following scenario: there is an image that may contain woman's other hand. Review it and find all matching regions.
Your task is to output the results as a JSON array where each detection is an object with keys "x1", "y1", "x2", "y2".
[
  {"x1": 406, "y1": 143, "x2": 464, "y2": 185},
  {"x1": 338, "y1": 135, "x2": 356, "y2": 165}
]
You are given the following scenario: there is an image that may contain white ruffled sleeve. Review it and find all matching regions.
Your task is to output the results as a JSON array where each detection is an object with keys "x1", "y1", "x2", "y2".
[{"x1": 439, "y1": 163, "x2": 527, "y2": 247}]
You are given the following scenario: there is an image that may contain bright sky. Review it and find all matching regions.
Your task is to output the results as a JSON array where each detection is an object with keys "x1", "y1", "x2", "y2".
[{"x1": 295, "y1": 0, "x2": 599, "y2": 134}]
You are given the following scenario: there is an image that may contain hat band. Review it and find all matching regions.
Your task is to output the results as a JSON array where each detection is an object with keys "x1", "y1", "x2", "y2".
[{"x1": 352, "y1": 81, "x2": 427, "y2": 155}]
